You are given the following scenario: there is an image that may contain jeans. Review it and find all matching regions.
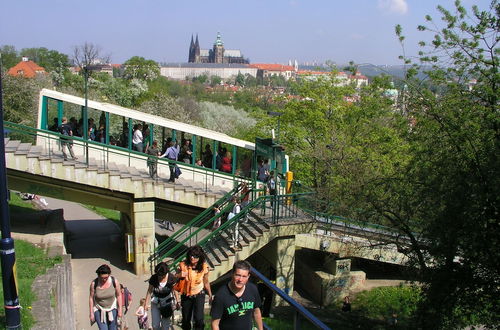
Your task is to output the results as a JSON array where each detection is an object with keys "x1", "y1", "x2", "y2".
[
  {"x1": 94, "y1": 308, "x2": 118, "y2": 330},
  {"x1": 168, "y1": 161, "x2": 176, "y2": 182},
  {"x1": 151, "y1": 301, "x2": 171, "y2": 330},
  {"x1": 133, "y1": 142, "x2": 144, "y2": 153},
  {"x1": 148, "y1": 162, "x2": 158, "y2": 179},
  {"x1": 61, "y1": 140, "x2": 75, "y2": 160},
  {"x1": 181, "y1": 293, "x2": 205, "y2": 330}
]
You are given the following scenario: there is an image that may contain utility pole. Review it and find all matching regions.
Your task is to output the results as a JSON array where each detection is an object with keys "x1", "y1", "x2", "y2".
[{"x1": 0, "y1": 54, "x2": 22, "y2": 329}]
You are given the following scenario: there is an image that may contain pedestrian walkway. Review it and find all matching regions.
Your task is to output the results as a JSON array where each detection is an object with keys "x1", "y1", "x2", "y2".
[{"x1": 43, "y1": 197, "x2": 185, "y2": 330}]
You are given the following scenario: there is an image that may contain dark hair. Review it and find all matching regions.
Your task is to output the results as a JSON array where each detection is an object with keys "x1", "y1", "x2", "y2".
[
  {"x1": 185, "y1": 245, "x2": 206, "y2": 272},
  {"x1": 96, "y1": 264, "x2": 111, "y2": 275},
  {"x1": 232, "y1": 260, "x2": 251, "y2": 273},
  {"x1": 154, "y1": 262, "x2": 169, "y2": 277}
]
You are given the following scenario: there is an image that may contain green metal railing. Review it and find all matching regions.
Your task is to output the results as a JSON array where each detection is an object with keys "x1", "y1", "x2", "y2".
[
  {"x1": 148, "y1": 183, "x2": 245, "y2": 267},
  {"x1": 4, "y1": 121, "x2": 249, "y2": 192},
  {"x1": 153, "y1": 190, "x2": 316, "y2": 271}
]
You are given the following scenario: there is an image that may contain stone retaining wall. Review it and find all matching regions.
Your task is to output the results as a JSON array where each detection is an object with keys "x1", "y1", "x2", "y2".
[{"x1": 31, "y1": 254, "x2": 75, "y2": 330}]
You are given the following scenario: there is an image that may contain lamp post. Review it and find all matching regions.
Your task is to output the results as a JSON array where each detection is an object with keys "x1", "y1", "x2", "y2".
[
  {"x1": 0, "y1": 53, "x2": 22, "y2": 329},
  {"x1": 83, "y1": 66, "x2": 89, "y2": 165},
  {"x1": 267, "y1": 111, "x2": 283, "y2": 144}
]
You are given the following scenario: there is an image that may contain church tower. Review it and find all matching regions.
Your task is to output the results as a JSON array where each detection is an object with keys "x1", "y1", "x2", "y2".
[
  {"x1": 212, "y1": 32, "x2": 224, "y2": 64},
  {"x1": 194, "y1": 34, "x2": 201, "y2": 63},
  {"x1": 188, "y1": 35, "x2": 195, "y2": 62}
]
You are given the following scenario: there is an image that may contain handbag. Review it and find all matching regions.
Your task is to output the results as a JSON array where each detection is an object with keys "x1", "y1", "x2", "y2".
[
  {"x1": 174, "y1": 165, "x2": 182, "y2": 178},
  {"x1": 157, "y1": 295, "x2": 174, "y2": 318}
]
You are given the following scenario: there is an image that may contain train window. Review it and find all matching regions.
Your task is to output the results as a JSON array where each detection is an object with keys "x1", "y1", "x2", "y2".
[
  {"x1": 87, "y1": 108, "x2": 105, "y2": 143},
  {"x1": 46, "y1": 98, "x2": 59, "y2": 132},
  {"x1": 62, "y1": 102, "x2": 81, "y2": 137},
  {"x1": 236, "y1": 148, "x2": 252, "y2": 178},
  {"x1": 109, "y1": 114, "x2": 126, "y2": 147}
]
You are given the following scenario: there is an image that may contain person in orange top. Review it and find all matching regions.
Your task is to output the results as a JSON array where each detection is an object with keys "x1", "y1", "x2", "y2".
[{"x1": 175, "y1": 245, "x2": 213, "y2": 330}]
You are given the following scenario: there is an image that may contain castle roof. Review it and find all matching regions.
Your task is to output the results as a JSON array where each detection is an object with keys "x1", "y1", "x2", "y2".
[{"x1": 249, "y1": 64, "x2": 295, "y2": 72}]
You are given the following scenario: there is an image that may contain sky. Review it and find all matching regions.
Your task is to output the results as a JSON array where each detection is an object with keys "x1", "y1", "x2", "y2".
[{"x1": 0, "y1": 0, "x2": 494, "y2": 66}]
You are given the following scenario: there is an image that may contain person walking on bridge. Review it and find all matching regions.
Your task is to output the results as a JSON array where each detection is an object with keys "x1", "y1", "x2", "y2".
[
  {"x1": 58, "y1": 117, "x2": 77, "y2": 160},
  {"x1": 161, "y1": 140, "x2": 180, "y2": 183},
  {"x1": 146, "y1": 140, "x2": 160, "y2": 179}
]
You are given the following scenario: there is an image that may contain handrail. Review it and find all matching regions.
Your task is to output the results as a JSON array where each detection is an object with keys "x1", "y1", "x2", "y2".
[
  {"x1": 149, "y1": 183, "x2": 244, "y2": 264},
  {"x1": 251, "y1": 267, "x2": 331, "y2": 330},
  {"x1": 4, "y1": 121, "x2": 249, "y2": 191},
  {"x1": 164, "y1": 192, "x2": 314, "y2": 270}
]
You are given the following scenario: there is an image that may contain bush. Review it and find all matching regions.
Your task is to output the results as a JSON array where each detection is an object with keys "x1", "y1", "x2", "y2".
[{"x1": 354, "y1": 285, "x2": 421, "y2": 327}]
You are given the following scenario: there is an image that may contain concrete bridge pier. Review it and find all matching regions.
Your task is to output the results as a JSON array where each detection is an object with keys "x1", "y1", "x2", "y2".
[
  {"x1": 273, "y1": 237, "x2": 296, "y2": 306},
  {"x1": 129, "y1": 200, "x2": 155, "y2": 275}
]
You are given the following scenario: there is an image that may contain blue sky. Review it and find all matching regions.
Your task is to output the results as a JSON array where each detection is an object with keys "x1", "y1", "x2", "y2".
[{"x1": 0, "y1": 0, "x2": 493, "y2": 65}]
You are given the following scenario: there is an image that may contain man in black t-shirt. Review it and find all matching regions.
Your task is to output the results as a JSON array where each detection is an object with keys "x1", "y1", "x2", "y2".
[
  {"x1": 211, "y1": 260, "x2": 263, "y2": 330},
  {"x1": 58, "y1": 117, "x2": 77, "y2": 160}
]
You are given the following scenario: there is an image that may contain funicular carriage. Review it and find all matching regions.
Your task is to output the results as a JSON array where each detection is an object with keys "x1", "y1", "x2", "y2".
[{"x1": 35, "y1": 89, "x2": 288, "y2": 192}]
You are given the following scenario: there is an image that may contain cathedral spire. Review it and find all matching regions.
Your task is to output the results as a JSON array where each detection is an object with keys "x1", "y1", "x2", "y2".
[{"x1": 189, "y1": 34, "x2": 195, "y2": 62}]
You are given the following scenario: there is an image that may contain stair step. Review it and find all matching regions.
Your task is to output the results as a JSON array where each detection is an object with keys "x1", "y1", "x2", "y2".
[
  {"x1": 5, "y1": 140, "x2": 21, "y2": 152},
  {"x1": 14, "y1": 143, "x2": 33, "y2": 155}
]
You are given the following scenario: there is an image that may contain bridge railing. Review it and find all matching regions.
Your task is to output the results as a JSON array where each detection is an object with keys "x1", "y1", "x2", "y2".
[
  {"x1": 290, "y1": 181, "x2": 406, "y2": 241},
  {"x1": 155, "y1": 191, "x2": 317, "y2": 270},
  {"x1": 4, "y1": 121, "x2": 249, "y2": 192},
  {"x1": 149, "y1": 183, "x2": 245, "y2": 268},
  {"x1": 251, "y1": 267, "x2": 331, "y2": 330}
]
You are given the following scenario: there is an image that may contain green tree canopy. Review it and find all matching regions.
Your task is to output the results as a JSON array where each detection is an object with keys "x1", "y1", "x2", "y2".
[
  {"x1": 20, "y1": 47, "x2": 70, "y2": 72},
  {"x1": 123, "y1": 56, "x2": 160, "y2": 81},
  {"x1": 0, "y1": 45, "x2": 20, "y2": 70},
  {"x1": 383, "y1": 1, "x2": 499, "y2": 327}
]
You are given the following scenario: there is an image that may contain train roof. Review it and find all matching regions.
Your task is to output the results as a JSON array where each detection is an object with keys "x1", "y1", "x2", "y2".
[{"x1": 40, "y1": 89, "x2": 255, "y2": 150}]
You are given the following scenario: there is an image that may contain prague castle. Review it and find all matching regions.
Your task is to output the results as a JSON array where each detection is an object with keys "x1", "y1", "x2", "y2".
[{"x1": 188, "y1": 32, "x2": 249, "y2": 64}]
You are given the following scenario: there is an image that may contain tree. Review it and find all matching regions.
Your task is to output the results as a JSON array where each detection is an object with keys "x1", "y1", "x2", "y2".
[
  {"x1": 20, "y1": 47, "x2": 70, "y2": 72},
  {"x1": 72, "y1": 42, "x2": 110, "y2": 70},
  {"x1": 139, "y1": 92, "x2": 190, "y2": 123},
  {"x1": 377, "y1": 1, "x2": 500, "y2": 327},
  {"x1": 235, "y1": 72, "x2": 245, "y2": 86},
  {"x1": 1, "y1": 72, "x2": 52, "y2": 126},
  {"x1": 0, "y1": 45, "x2": 20, "y2": 70},
  {"x1": 210, "y1": 75, "x2": 222, "y2": 87},
  {"x1": 123, "y1": 56, "x2": 160, "y2": 81}
]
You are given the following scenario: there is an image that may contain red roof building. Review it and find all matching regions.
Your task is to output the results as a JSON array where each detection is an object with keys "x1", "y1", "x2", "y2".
[
  {"x1": 249, "y1": 63, "x2": 296, "y2": 80},
  {"x1": 7, "y1": 57, "x2": 47, "y2": 78}
]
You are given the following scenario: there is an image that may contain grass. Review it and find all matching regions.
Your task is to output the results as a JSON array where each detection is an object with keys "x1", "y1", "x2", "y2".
[
  {"x1": 0, "y1": 240, "x2": 62, "y2": 329},
  {"x1": 84, "y1": 205, "x2": 121, "y2": 225}
]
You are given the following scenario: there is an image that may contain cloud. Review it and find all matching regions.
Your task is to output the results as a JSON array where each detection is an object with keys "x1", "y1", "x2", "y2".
[{"x1": 378, "y1": 0, "x2": 408, "y2": 15}]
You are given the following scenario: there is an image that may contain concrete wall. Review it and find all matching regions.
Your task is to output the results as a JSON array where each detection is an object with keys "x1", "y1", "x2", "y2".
[
  {"x1": 295, "y1": 256, "x2": 366, "y2": 307},
  {"x1": 31, "y1": 254, "x2": 75, "y2": 330}
]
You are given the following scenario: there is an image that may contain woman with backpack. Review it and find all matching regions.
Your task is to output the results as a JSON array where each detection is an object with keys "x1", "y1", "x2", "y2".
[
  {"x1": 143, "y1": 262, "x2": 180, "y2": 330},
  {"x1": 89, "y1": 264, "x2": 123, "y2": 330}
]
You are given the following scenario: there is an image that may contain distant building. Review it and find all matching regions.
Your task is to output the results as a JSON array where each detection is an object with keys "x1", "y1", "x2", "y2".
[
  {"x1": 7, "y1": 57, "x2": 47, "y2": 78},
  {"x1": 350, "y1": 71, "x2": 368, "y2": 88},
  {"x1": 160, "y1": 63, "x2": 257, "y2": 81},
  {"x1": 188, "y1": 32, "x2": 248, "y2": 64},
  {"x1": 249, "y1": 64, "x2": 296, "y2": 80},
  {"x1": 297, "y1": 70, "x2": 368, "y2": 88}
]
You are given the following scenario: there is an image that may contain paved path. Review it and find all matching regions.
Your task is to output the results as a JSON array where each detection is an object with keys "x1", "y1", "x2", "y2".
[{"x1": 43, "y1": 197, "x2": 153, "y2": 330}]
